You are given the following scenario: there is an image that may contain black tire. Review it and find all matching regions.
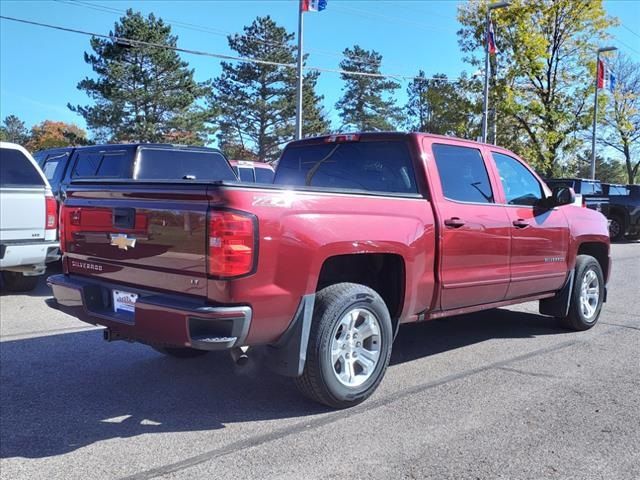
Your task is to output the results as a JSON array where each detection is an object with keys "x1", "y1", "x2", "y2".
[
  {"x1": 608, "y1": 215, "x2": 625, "y2": 242},
  {"x1": 151, "y1": 346, "x2": 210, "y2": 358},
  {"x1": 295, "y1": 283, "x2": 393, "y2": 409},
  {"x1": 558, "y1": 255, "x2": 604, "y2": 331},
  {"x1": 1, "y1": 271, "x2": 39, "y2": 292}
]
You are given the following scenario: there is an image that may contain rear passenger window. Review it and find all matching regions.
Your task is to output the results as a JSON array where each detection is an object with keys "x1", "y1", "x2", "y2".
[
  {"x1": 0, "y1": 148, "x2": 45, "y2": 187},
  {"x1": 432, "y1": 144, "x2": 494, "y2": 203},
  {"x1": 492, "y1": 152, "x2": 543, "y2": 206}
]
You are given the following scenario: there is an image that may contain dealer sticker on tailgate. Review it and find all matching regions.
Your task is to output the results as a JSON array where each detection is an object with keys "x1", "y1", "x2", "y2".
[{"x1": 113, "y1": 290, "x2": 138, "y2": 314}]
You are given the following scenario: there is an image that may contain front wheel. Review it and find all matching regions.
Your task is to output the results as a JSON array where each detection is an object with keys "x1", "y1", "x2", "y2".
[
  {"x1": 295, "y1": 283, "x2": 393, "y2": 409},
  {"x1": 558, "y1": 255, "x2": 605, "y2": 331},
  {"x1": 608, "y1": 215, "x2": 625, "y2": 242}
]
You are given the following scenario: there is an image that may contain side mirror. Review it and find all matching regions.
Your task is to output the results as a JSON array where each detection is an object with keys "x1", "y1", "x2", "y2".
[{"x1": 550, "y1": 186, "x2": 575, "y2": 207}]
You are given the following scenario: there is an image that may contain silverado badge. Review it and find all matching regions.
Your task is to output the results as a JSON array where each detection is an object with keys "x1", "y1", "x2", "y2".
[{"x1": 110, "y1": 233, "x2": 136, "y2": 251}]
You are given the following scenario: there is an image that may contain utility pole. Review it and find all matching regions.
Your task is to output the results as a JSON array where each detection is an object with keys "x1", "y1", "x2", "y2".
[
  {"x1": 590, "y1": 46, "x2": 617, "y2": 179},
  {"x1": 295, "y1": 4, "x2": 304, "y2": 140},
  {"x1": 481, "y1": 1, "x2": 509, "y2": 144}
]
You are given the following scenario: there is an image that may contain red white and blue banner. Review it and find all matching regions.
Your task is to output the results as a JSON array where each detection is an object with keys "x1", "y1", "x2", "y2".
[
  {"x1": 597, "y1": 59, "x2": 617, "y2": 91},
  {"x1": 487, "y1": 20, "x2": 497, "y2": 55},
  {"x1": 301, "y1": 0, "x2": 327, "y2": 12}
]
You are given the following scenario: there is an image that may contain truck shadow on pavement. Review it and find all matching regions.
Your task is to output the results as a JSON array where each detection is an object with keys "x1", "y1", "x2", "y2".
[{"x1": 0, "y1": 308, "x2": 569, "y2": 460}]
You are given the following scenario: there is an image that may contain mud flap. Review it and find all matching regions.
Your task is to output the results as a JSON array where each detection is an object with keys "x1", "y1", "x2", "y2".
[
  {"x1": 539, "y1": 270, "x2": 574, "y2": 318},
  {"x1": 264, "y1": 293, "x2": 315, "y2": 377}
]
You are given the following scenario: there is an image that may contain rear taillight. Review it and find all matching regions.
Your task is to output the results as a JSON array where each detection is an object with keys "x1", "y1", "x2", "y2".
[
  {"x1": 208, "y1": 210, "x2": 256, "y2": 278},
  {"x1": 582, "y1": 196, "x2": 586, "y2": 208},
  {"x1": 45, "y1": 195, "x2": 57, "y2": 230}
]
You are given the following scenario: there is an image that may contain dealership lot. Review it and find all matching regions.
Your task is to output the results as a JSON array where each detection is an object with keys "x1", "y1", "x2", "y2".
[{"x1": 1, "y1": 242, "x2": 638, "y2": 480}]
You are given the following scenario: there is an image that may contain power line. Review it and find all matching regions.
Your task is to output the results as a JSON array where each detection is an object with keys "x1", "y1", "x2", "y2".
[
  {"x1": 620, "y1": 23, "x2": 640, "y2": 40},
  {"x1": 55, "y1": 0, "x2": 393, "y2": 69},
  {"x1": 0, "y1": 14, "x2": 460, "y2": 83}
]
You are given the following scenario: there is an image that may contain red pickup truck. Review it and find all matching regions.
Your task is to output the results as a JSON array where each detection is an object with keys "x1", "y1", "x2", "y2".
[{"x1": 48, "y1": 133, "x2": 610, "y2": 408}]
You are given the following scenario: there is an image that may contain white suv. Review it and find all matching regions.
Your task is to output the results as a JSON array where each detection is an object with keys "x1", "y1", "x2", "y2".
[{"x1": 0, "y1": 142, "x2": 59, "y2": 291}]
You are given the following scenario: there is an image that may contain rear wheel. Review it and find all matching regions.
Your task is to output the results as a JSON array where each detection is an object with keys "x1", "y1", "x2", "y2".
[
  {"x1": 151, "y1": 346, "x2": 209, "y2": 358},
  {"x1": 295, "y1": 283, "x2": 393, "y2": 409},
  {"x1": 0, "y1": 271, "x2": 39, "y2": 292},
  {"x1": 608, "y1": 215, "x2": 625, "y2": 242},
  {"x1": 558, "y1": 255, "x2": 604, "y2": 331}
]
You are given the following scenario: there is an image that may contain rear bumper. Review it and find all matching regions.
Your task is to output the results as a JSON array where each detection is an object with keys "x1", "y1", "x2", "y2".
[
  {"x1": 46, "y1": 274, "x2": 251, "y2": 351},
  {"x1": 0, "y1": 241, "x2": 59, "y2": 273}
]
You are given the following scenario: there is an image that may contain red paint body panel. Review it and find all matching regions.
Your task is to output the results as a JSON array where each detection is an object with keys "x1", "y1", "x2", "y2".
[{"x1": 49, "y1": 132, "x2": 611, "y2": 351}]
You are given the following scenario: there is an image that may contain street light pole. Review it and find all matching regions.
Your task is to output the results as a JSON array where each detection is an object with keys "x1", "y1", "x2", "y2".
[
  {"x1": 481, "y1": 1, "x2": 509, "y2": 144},
  {"x1": 295, "y1": 4, "x2": 304, "y2": 141},
  {"x1": 590, "y1": 46, "x2": 617, "y2": 179}
]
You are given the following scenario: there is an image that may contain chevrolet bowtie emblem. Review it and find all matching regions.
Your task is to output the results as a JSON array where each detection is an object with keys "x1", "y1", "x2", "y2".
[{"x1": 110, "y1": 234, "x2": 136, "y2": 251}]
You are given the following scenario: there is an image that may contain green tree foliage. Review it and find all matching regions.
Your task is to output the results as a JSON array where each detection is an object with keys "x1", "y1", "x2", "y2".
[
  {"x1": 405, "y1": 71, "x2": 479, "y2": 138},
  {"x1": 70, "y1": 9, "x2": 209, "y2": 144},
  {"x1": 600, "y1": 54, "x2": 640, "y2": 184},
  {"x1": 0, "y1": 115, "x2": 30, "y2": 145},
  {"x1": 563, "y1": 149, "x2": 627, "y2": 184},
  {"x1": 458, "y1": 0, "x2": 615, "y2": 176},
  {"x1": 211, "y1": 16, "x2": 329, "y2": 162},
  {"x1": 336, "y1": 45, "x2": 400, "y2": 131}
]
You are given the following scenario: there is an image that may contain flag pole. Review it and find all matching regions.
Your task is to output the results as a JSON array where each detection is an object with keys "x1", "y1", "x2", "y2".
[
  {"x1": 295, "y1": 2, "x2": 304, "y2": 141},
  {"x1": 591, "y1": 46, "x2": 617, "y2": 179}
]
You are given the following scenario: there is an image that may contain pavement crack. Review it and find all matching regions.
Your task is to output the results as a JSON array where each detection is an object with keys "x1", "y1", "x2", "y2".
[
  {"x1": 496, "y1": 366, "x2": 559, "y2": 379},
  {"x1": 600, "y1": 321, "x2": 640, "y2": 332}
]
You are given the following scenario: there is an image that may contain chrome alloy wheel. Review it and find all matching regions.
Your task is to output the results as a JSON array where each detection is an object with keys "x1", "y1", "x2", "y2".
[
  {"x1": 580, "y1": 269, "x2": 600, "y2": 320},
  {"x1": 330, "y1": 308, "x2": 382, "y2": 388}
]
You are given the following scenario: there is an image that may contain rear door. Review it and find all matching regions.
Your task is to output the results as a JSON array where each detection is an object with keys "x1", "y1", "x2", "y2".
[
  {"x1": 0, "y1": 145, "x2": 48, "y2": 242},
  {"x1": 426, "y1": 141, "x2": 511, "y2": 310},
  {"x1": 490, "y1": 151, "x2": 570, "y2": 299}
]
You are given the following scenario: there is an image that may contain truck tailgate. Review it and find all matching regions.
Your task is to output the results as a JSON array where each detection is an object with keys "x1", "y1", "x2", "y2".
[
  {"x1": 0, "y1": 187, "x2": 46, "y2": 242},
  {"x1": 62, "y1": 183, "x2": 211, "y2": 297}
]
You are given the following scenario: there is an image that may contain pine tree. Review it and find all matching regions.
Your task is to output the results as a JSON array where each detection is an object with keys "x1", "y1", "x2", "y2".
[
  {"x1": 70, "y1": 9, "x2": 209, "y2": 144},
  {"x1": 211, "y1": 16, "x2": 328, "y2": 162},
  {"x1": 405, "y1": 71, "x2": 479, "y2": 138},
  {"x1": 0, "y1": 115, "x2": 30, "y2": 145},
  {"x1": 335, "y1": 45, "x2": 400, "y2": 131}
]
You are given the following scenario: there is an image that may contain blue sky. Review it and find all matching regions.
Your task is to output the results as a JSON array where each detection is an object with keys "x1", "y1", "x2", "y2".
[{"x1": 1, "y1": 0, "x2": 639, "y2": 136}]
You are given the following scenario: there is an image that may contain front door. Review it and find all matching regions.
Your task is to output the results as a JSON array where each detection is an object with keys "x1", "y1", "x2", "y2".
[
  {"x1": 429, "y1": 143, "x2": 512, "y2": 310},
  {"x1": 491, "y1": 151, "x2": 570, "y2": 299}
]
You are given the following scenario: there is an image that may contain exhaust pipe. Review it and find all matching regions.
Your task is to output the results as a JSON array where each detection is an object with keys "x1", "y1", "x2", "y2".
[{"x1": 230, "y1": 346, "x2": 249, "y2": 366}]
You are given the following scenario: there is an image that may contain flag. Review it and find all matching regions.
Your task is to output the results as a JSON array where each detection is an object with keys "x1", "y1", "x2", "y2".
[
  {"x1": 597, "y1": 59, "x2": 605, "y2": 89},
  {"x1": 487, "y1": 20, "x2": 497, "y2": 55},
  {"x1": 597, "y1": 59, "x2": 616, "y2": 91},
  {"x1": 301, "y1": 0, "x2": 327, "y2": 12}
]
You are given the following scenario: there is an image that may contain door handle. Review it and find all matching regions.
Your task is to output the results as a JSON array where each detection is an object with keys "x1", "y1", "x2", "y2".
[
  {"x1": 444, "y1": 217, "x2": 465, "y2": 228},
  {"x1": 513, "y1": 219, "x2": 529, "y2": 228}
]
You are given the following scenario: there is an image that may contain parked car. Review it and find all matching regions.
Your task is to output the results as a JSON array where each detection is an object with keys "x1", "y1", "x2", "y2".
[
  {"x1": 0, "y1": 142, "x2": 59, "y2": 291},
  {"x1": 602, "y1": 183, "x2": 640, "y2": 241},
  {"x1": 545, "y1": 178, "x2": 609, "y2": 212},
  {"x1": 34, "y1": 143, "x2": 237, "y2": 201},
  {"x1": 229, "y1": 160, "x2": 275, "y2": 184},
  {"x1": 47, "y1": 132, "x2": 610, "y2": 408}
]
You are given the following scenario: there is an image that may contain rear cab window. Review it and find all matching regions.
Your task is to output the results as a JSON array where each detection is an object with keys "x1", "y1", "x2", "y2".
[
  {"x1": 0, "y1": 147, "x2": 45, "y2": 187},
  {"x1": 135, "y1": 148, "x2": 236, "y2": 181},
  {"x1": 431, "y1": 144, "x2": 494, "y2": 203},
  {"x1": 72, "y1": 149, "x2": 132, "y2": 179},
  {"x1": 255, "y1": 167, "x2": 274, "y2": 184},
  {"x1": 274, "y1": 140, "x2": 418, "y2": 194}
]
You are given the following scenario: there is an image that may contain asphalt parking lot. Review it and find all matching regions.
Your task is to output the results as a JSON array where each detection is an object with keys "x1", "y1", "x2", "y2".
[{"x1": 1, "y1": 242, "x2": 639, "y2": 480}]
